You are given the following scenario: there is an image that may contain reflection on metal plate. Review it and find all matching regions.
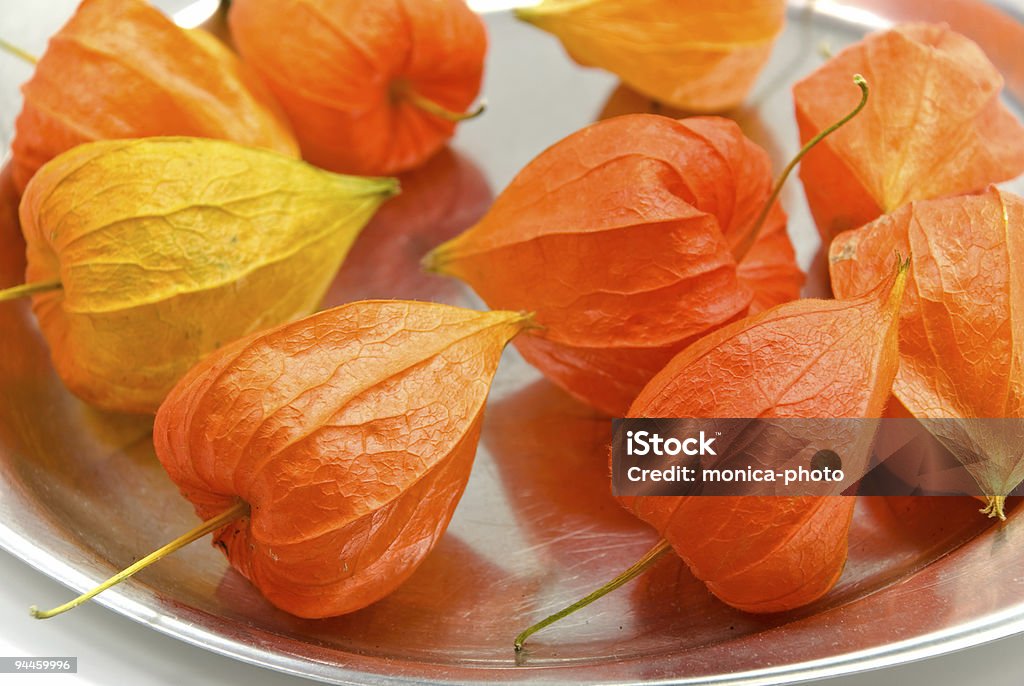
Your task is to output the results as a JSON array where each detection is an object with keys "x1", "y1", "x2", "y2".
[{"x1": 169, "y1": 0, "x2": 221, "y2": 29}]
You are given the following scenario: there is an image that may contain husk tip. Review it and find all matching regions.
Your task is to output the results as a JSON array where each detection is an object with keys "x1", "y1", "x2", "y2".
[
  {"x1": 980, "y1": 495, "x2": 1007, "y2": 520},
  {"x1": 893, "y1": 250, "x2": 911, "y2": 273},
  {"x1": 515, "y1": 2, "x2": 558, "y2": 25},
  {"x1": 513, "y1": 5, "x2": 540, "y2": 22},
  {"x1": 882, "y1": 253, "x2": 911, "y2": 311},
  {"x1": 381, "y1": 177, "x2": 401, "y2": 198},
  {"x1": 502, "y1": 310, "x2": 541, "y2": 335},
  {"x1": 518, "y1": 311, "x2": 542, "y2": 332},
  {"x1": 420, "y1": 246, "x2": 448, "y2": 275}
]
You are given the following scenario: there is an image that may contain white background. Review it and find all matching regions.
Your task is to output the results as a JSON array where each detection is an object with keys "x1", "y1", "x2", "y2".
[{"x1": 3, "y1": 1, "x2": 1024, "y2": 684}]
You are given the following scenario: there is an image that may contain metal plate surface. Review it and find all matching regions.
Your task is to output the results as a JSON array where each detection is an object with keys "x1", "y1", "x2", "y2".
[{"x1": 2, "y1": 1, "x2": 1024, "y2": 684}]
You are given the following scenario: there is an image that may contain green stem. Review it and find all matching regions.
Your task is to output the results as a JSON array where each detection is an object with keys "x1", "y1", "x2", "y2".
[
  {"x1": 733, "y1": 74, "x2": 869, "y2": 262},
  {"x1": 404, "y1": 89, "x2": 486, "y2": 123},
  {"x1": 513, "y1": 539, "x2": 672, "y2": 652},
  {"x1": 30, "y1": 501, "x2": 249, "y2": 619},
  {"x1": 0, "y1": 37, "x2": 38, "y2": 65},
  {"x1": 0, "y1": 280, "x2": 63, "y2": 302}
]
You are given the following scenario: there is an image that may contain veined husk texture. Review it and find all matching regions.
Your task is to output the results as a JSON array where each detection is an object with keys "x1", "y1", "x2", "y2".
[{"x1": 20, "y1": 137, "x2": 396, "y2": 413}]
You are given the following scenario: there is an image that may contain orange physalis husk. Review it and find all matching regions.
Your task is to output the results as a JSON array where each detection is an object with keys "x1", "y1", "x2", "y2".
[
  {"x1": 228, "y1": 0, "x2": 487, "y2": 176},
  {"x1": 831, "y1": 187, "x2": 1024, "y2": 519},
  {"x1": 513, "y1": 264, "x2": 906, "y2": 651},
  {"x1": 516, "y1": 0, "x2": 786, "y2": 113},
  {"x1": 620, "y1": 270, "x2": 905, "y2": 610},
  {"x1": 9, "y1": 0, "x2": 297, "y2": 194},
  {"x1": 793, "y1": 23, "x2": 1024, "y2": 242},
  {"x1": 427, "y1": 114, "x2": 801, "y2": 417},
  {"x1": 154, "y1": 301, "x2": 527, "y2": 618},
  {"x1": 30, "y1": 301, "x2": 530, "y2": 621}
]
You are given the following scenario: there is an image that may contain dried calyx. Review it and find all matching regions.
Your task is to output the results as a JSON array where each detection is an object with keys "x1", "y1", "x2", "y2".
[
  {"x1": 31, "y1": 301, "x2": 532, "y2": 620},
  {"x1": 426, "y1": 75, "x2": 868, "y2": 417},
  {"x1": 0, "y1": 137, "x2": 396, "y2": 413},
  {"x1": 514, "y1": 260, "x2": 907, "y2": 652}
]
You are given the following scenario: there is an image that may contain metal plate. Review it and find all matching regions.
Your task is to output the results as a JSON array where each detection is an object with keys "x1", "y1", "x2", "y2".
[{"x1": 2, "y1": 1, "x2": 1024, "y2": 684}]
